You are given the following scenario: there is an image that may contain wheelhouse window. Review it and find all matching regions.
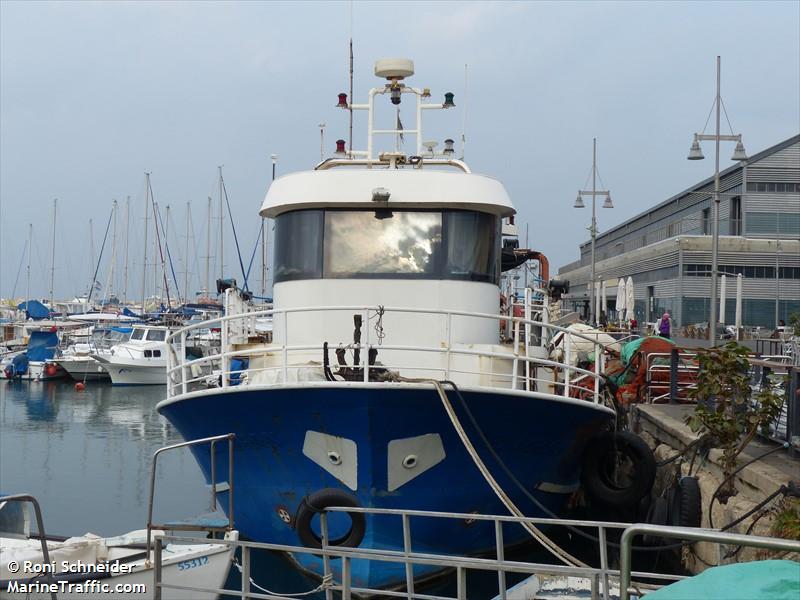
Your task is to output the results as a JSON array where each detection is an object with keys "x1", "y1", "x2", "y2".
[
  {"x1": 147, "y1": 329, "x2": 166, "y2": 342},
  {"x1": 273, "y1": 209, "x2": 499, "y2": 284},
  {"x1": 130, "y1": 329, "x2": 145, "y2": 341}
]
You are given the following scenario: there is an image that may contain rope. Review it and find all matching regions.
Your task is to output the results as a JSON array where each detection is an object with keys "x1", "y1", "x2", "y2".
[
  {"x1": 232, "y1": 557, "x2": 333, "y2": 598},
  {"x1": 397, "y1": 376, "x2": 588, "y2": 568}
]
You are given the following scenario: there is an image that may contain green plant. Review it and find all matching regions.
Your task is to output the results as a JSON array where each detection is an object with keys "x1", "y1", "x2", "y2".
[
  {"x1": 789, "y1": 312, "x2": 800, "y2": 336},
  {"x1": 685, "y1": 342, "x2": 785, "y2": 502},
  {"x1": 770, "y1": 497, "x2": 800, "y2": 541}
]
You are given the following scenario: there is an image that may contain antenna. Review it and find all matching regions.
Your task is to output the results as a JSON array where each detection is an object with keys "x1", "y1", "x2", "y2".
[
  {"x1": 348, "y1": 0, "x2": 354, "y2": 153},
  {"x1": 460, "y1": 63, "x2": 468, "y2": 160}
]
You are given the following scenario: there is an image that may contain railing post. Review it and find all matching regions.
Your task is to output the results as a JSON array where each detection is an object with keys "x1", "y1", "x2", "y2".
[
  {"x1": 153, "y1": 537, "x2": 163, "y2": 600},
  {"x1": 598, "y1": 526, "x2": 610, "y2": 600},
  {"x1": 593, "y1": 340, "x2": 601, "y2": 404},
  {"x1": 669, "y1": 348, "x2": 679, "y2": 404},
  {"x1": 282, "y1": 311, "x2": 289, "y2": 384},
  {"x1": 342, "y1": 556, "x2": 352, "y2": 600},
  {"x1": 210, "y1": 439, "x2": 217, "y2": 511},
  {"x1": 321, "y1": 512, "x2": 334, "y2": 600},
  {"x1": 241, "y1": 544, "x2": 250, "y2": 600},
  {"x1": 445, "y1": 312, "x2": 452, "y2": 379},
  {"x1": 788, "y1": 367, "x2": 800, "y2": 459},
  {"x1": 402, "y1": 513, "x2": 415, "y2": 598},
  {"x1": 456, "y1": 566, "x2": 467, "y2": 600},
  {"x1": 180, "y1": 330, "x2": 187, "y2": 395},
  {"x1": 495, "y1": 520, "x2": 506, "y2": 600},
  {"x1": 363, "y1": 308, "x2": 370, "y2": 383},
  {"x1": 563, "y1": 333, "x2": 572, "y2": 398},
  {"x1": 221, "y1": 316, "x2": 229, "y2": 389}
]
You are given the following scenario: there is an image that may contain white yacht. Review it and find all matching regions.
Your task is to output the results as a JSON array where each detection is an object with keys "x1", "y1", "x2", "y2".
[
  {"x1": 92, "y1": 325, "x2": 169, "y2": 385},
  {"x1": 56, "y1": 326, "x2": 132, "y2": 382}
]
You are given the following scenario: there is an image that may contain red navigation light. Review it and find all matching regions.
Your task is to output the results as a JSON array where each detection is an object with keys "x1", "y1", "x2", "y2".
[
  {"x1": 335, "y1": 139, "x2": 346, "y2": 155},
  {"x1": 336, "y1": 93, "x2": 348, "y2": 108}
]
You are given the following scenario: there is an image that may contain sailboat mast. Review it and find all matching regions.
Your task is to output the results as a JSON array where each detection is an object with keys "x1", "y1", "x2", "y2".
[
  {"x1": 218, "y1": 166, "x2": 224, "y2": 282},
  {"x1": 205, "y1": 196, "x2": 211, "y2": 296},
  {"x1": 184, "y1": 202, "x2": 191, "y2": 302},
  {"x1": 123, "y1": 196, "x2": 130, "y2": 304},
  {"x1": 164, "y1": 204, "x2": 171, "y2": 305},
  {"x1": 153, "y1": 202, "x2": 160, "y2": 302},
  {"x1": 141, "y1": 173, "x2": 150, "y2": 314},
  {"x1": 88, "y1": 218, "x2": 95, "y2": 292},
  {"x1": 26, "y1": 223, "x2": 32, "y2": 303},
  {"x1": 109, "y1": 199, "x2": 118, "y2": 297},
  {"x1": 49, "y1": 199, "x2": 56, "y2": 308}
]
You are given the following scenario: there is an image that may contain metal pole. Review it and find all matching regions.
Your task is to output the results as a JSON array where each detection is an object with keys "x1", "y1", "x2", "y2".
[
  {"x1": 141, "y1": 174, "x2": 149, "y2": 314},
  {"x1": 218, "y1": 166, "x2": 224, "y2": 281},
  {"x1": 319, "y1": 124, "x2": 325, "y2": 162},
  {"x1": 184, "y1": 202, "x2": 191, "y2": 302},
  {"x1": 205, "y1": 196, "x2": 211, "y2": 296},
  {"x1": 25, "y1": 223, "x2": 31, "y2": 303},
  {"x1": 49, "y1": 199, "x2": 56, "y2": 307},
  {"x1": 123, "y1": 196, "x2": 130, "y2": 304},
  {"x1": 590, "y1": 138, "x2": 597, "y2": 327},
  {"x1": 708, "y1": 56, "x2": 721, "y2": 347}
]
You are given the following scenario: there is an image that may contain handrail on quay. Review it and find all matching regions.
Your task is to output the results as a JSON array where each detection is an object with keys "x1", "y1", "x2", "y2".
[
  {"x1": 619, "y1": 523, "x2": 800, "y2": 600},
  {"x1": 0, "y1": 494, "x2": 58, "y2": 600},
  {"x1": 145, "y1": 433, "x2": 235, "y2": 560}
]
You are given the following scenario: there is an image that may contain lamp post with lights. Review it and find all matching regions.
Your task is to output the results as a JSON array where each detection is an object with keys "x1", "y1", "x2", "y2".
[
  {"x1": 686, "y1": 56, "x2": 747, "y2": 345},
  {"x1": 575, "y1": 138, "x2": 613, "y2": 327}
]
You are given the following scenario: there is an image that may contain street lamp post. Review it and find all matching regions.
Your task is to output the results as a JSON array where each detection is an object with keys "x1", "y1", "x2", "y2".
[
  {"x1": 575, "y1": 138, "x2": 613, "y2": 326},
  {"x1": 687, "y1": 56, "x2": 747, "y2": 346}
]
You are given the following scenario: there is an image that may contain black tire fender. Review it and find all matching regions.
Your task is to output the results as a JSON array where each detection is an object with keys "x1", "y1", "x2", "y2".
[
  {"x1": 669, "y1": 476, "x2": 702, "y2": 528},
  {"x1": 581, "y1": 431, "x2": 657, "y2": 508},
  {"x1": 294, "y1": 488, "x2": 366, "y2": 550},
  {"x1": 642, "y1": 496, "x2": 670, "y2": 546}
]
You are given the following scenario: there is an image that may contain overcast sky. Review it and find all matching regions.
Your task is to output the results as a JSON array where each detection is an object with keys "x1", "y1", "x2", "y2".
[{"x1": 1, "y1": 0, "x2": 798, "y2": 301}]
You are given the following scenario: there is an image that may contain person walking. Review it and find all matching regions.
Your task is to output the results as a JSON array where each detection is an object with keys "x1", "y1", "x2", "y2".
[{"x1": 656, "y1": 312, "x2": 674, "y2": 339}]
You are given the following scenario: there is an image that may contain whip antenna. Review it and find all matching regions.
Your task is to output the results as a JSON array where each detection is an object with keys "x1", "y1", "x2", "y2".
[
  {"x1": 348, "y1": 1, "x2": 354, "y2": 154},
  {"x1": 460, "y1": 63, "x2": 468, "y2": 160}
]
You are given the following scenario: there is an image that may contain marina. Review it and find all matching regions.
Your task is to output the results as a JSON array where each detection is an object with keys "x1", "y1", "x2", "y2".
[{"x1": 2, "y1": 2, "x2": 799, "y2": 599}]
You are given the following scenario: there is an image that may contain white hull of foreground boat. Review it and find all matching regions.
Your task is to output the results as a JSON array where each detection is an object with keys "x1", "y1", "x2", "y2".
[{"x1": 0, "y1": 536, "x2": 235, "y2": 600}]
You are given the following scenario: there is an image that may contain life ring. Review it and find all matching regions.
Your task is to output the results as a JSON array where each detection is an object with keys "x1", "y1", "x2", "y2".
[
  {"x1": 294, "y1": 488, "x2": 366, "y2": 550},
  {"x1": 668, "y1": 476, "x2": 702, "y2": 528},
  {"x1": 581, "y1": 431, "x2": 656, "y2": 508}
]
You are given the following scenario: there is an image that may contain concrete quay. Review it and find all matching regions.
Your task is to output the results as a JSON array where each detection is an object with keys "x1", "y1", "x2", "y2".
[{"x1": 632, "y1": 403, "x2": 798, "y2": 572}]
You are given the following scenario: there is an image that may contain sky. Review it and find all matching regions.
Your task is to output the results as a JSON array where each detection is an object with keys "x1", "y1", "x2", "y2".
[{"x1": 1, "y1": 0, "x2": 798, "y2": 302}]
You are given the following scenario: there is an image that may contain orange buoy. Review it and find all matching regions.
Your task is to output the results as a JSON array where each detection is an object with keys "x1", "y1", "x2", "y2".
[
  {"x1": 45, "y1": 363, "x2": 58, "y2": 377},
  {"x1": 74, "y1": 382, "x2": 86, "y2": 391}
]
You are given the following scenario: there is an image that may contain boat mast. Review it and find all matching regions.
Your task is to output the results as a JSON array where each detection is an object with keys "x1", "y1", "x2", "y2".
[
  {"x1": 123, "y1": 196, "x2": 130, "y2": 304},
  {"x1": 205, "y1": 196, "x2": 211, "y2": 297},
  {"x1": 164, "y1": 204, "x2": 171, "y2": 305},
  {"x1": 49, "y1": 199, "x2": 56, "y2": 308},
  {"x1": 88, "y1": 218, "x2": 94, "y2": 296},
  {"x1": 141, "y1": 173, "x2": 150, "y2": 314},
  {"x1": 263, "y1": 155, "x2": 276, "y2": 297},
  {"x1": 218, "y1": 166, "x2": 224, "y2": 282},
  {"x1": 153, "y1": 202, "x2": 159, "y2": 303},
  {"x1": 109, "y1": 199, "x2": 118, "y2": 298},
  {"x1": 184, "y1": 201, "x2": 191, "y2": 302},
  {"x1": 26, "y1": 223, "x2": 32, "y2": 303}
]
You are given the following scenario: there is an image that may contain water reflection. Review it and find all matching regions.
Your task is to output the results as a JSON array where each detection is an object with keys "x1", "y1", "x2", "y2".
[{"x1": 0, "y1": 381, "x2": 204, "y2": 536}]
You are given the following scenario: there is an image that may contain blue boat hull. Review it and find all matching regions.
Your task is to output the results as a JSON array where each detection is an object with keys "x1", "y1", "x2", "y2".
[{"x1": 158, "y1": 384, "x2": 612, "y2": 591}]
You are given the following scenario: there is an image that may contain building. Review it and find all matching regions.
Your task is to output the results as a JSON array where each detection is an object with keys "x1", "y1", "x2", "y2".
[{"x1": 558, "y1": 134, "x2": 800, "y2": 330}]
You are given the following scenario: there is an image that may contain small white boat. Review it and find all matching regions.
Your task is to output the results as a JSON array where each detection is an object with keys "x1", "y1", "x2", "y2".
[
  {"x1": 56, "y1": 327, "x2": 132, "y2": 382},
  {"x1": 92, "y1": 325, "x2": 168, "y2": 386},
  {"x1": 0, "y1": 494, "x2": 236, "y2": 600},
  {"x1": 1, "y1": 330, "x2": 67, "y2": 381}
]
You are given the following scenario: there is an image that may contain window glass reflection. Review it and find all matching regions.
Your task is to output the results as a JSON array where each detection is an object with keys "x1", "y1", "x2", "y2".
[{"x1": 324, "y1": 211, "x2": 441, "y2": 276}]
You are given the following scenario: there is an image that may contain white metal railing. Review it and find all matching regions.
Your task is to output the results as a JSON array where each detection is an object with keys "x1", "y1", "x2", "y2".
[
  {"x1": 153, "y1": 504, "x2": 799, "y2": 600},
  {"x1": 166, "y1": 305, "x2": 615, "y2": 407},
  {"x1": 645, "y1": 351, "x2": 699, "y2": 403}
]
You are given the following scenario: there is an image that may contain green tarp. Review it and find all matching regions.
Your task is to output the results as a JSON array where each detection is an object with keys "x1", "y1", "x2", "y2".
[{"x1": 643, "y1": 560, "x2": 800, "y2": 600}]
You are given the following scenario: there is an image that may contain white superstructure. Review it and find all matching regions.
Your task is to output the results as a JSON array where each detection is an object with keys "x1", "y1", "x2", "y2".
[{"x1": 93, "y1": 325, "x2": 168, "y2": 385}]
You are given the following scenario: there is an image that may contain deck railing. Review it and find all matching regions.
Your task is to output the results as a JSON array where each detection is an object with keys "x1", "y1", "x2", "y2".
[{"x1": 166, "y1": 304, "x2": 616, "y2": 407}]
